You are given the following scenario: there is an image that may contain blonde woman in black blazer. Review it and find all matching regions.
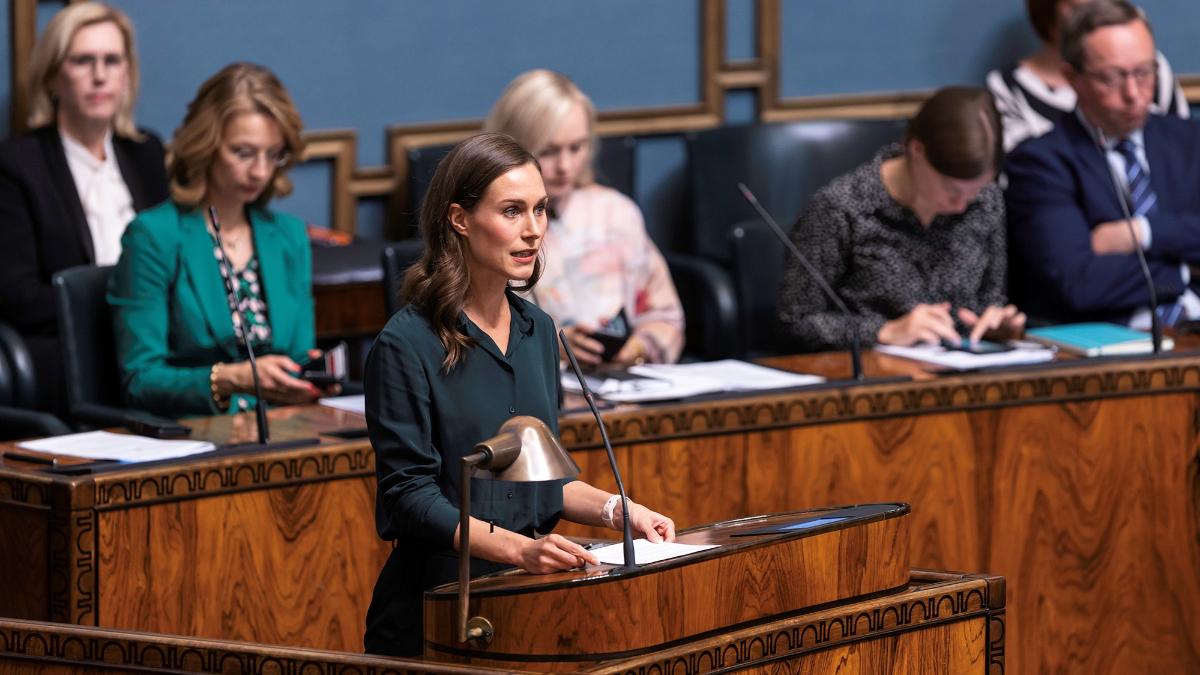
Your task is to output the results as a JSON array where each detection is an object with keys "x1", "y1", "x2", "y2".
[{"x1": 0, "y1": 2, "x2": 167, "y2": 413}]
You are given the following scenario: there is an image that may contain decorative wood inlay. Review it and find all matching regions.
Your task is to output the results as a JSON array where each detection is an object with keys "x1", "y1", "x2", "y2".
[
  {"x1": 439, "y1": 569, "x2": 1003, "y2": 674},
  {"x1": 88, "y1": 442, "x2": 373, "y2": 510},
  {"x1": 47, "y1": 507, "x2": 95, "y2": 625},
  {"x1": 559, "y1": 354, "x2": 1200, "y2": 449},
  {"x1": 0, "y1": 618, "x2": 516, "y2": 675}
]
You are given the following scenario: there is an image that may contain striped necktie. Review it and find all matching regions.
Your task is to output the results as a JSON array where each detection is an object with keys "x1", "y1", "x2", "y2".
[
  {"x1": 1116, "y1": 138, "x2": 1157, "y2": 217},
  {"x1": 1116, "y1": 138, "x2": 1182, "y2": 325}
]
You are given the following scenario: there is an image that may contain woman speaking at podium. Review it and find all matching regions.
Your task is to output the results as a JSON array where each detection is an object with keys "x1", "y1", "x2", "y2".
[
  {"x1": 109, "y1": 63, "x2": 327, "y2": 417},
  {"x1": 362, "y1": 133, "x2": 674, "y2": 657}
]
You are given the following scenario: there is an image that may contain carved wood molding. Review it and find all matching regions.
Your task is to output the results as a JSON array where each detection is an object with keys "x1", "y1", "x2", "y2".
[
  {"x1": 87, "y1": 444, "x2": 374, "y2": 510},
  {"x1": 0, "y1": 619, "x2": 489, "y2": 674},
  {"x1": 47, "y1": 508, "x2": 95, "y2": 625},
  {"x1": 582, "y1": 570, "x2": 1004, "y2": 675}
]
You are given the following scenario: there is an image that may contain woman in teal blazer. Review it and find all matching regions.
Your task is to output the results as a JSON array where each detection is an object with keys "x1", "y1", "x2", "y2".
[{"x1": 109, "y1": 63, "x2": 323, "y2": 417}]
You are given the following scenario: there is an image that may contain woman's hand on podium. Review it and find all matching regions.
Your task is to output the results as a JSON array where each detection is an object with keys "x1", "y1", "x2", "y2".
[
  {"x1": 518, "y1": 533, "x2": 599, "y2": 573},
  {"x1": 618, "y1": 501, "x2": 676, "y2": 543}
]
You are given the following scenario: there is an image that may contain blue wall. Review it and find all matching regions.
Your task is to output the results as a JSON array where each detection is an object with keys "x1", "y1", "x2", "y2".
[{"x1": 5, "y1": 1, "x2": 1199, "y2": 242}]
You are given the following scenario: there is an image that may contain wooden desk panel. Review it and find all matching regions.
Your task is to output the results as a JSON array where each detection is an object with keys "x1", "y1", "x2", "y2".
[
  {"x1": 97, "y1": 475, "x2": 380, "y2": 650},
  {"x1": 554, "y1": 352, "x2": 1200, "y2": 675},
  {"x1": 1, "y1": 348, "x2": 1197, "y2": 672}
]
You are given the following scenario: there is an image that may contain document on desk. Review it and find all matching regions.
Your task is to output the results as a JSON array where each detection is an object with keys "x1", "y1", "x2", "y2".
[
  {"x1": 589, "y1": 538, "x2": 718, "y2": 566},
  {"x1": 561, "y1": 359, "x2": 824, "y2": 403},
  {"x1": 18, "y1": 431, "x2": 215, "y2": 462},
  {"x1": 318, "y1": 394, "x2": 366, "y2": 415},
  {"x1": 874, "y1": 342, "x2": 1055, "y2": 370}
]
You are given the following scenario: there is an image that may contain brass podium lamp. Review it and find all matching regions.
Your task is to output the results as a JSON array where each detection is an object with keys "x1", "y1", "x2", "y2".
[{"x1": 458, "y1": 416, "x2": 581, "y2": 646}]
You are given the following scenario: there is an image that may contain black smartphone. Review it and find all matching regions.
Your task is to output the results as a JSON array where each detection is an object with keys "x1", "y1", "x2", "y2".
[
  {"x1": 588, "y1": 308, "x2": 630, "y2": 362},
  {"x1": 126, "y1": 413, "x2": 192, "y2": 439},
  {"x1": 301, "y1": 342, "x2": 349, "y2": 385},
  {"x1": 940, "y1": 337, "x2": 1014, "y2": 355}
]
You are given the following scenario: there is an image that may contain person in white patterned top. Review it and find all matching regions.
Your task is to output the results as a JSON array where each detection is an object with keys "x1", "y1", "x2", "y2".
[
  {"x1": 986, "y1": 0, "x2": 1187, "y2": 152},
  {"x1": 484, "y1": 69, "x2": 684, "y2": 366}
]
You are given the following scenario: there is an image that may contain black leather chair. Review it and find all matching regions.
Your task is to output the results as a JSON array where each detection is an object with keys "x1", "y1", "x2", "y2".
[
  {"x1": 381, "y1": 239, "x2": 427, "y2": 318},
  {"x1": 665, "y1": 252, "x2": 739, "y2": 361},
  {"x1": 53, "y1": 265, "x2": 182, "y2": 431},
  {"x1": 728, "y1": 220, "x2": 790, "y2": 357},
  {"x1": 0, "y1": 321, "x2": 69, "y2": 439},
  {"x1": 686, "y1": 118, "x2": 907, "y2": 266},
  {"x1": 687, "y1": 118, "x2": 908, "y2": 356}
]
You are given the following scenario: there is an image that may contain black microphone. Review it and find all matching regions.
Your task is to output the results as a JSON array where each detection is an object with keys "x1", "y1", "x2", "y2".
[
  {"x1": 559, "y1": 329, "x2": 637, "y2": 569},
  {"x1": 208, "y1": 206, "x2": 316, "y2": 452},
  {"x1": 1089, "y1": 129, "x2": 1163, "y2": 353},
  {"x1": 738, "y1": 182, "x2": 865, "y2": 380}
]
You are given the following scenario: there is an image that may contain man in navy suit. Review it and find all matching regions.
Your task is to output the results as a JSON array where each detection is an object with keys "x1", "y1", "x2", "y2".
[{"x1": 1005, "y1": 0, "x2": 1200, "y2": 325}]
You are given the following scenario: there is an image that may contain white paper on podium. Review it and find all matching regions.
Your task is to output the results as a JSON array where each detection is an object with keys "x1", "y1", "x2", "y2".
[
  {"x1": 18, "y1": 431, "x2": 215, "y2": 462},
  {"x1": 318, "y1": 394, "x2": 366, "y2": 415},
  {"x1": 562, "y1": 359, "x2": 824, "y2": 403},
  {"x1": 589, "y1": 538, "x2": 718, "y2": 566},
  {"x1": 874, "y1": 342, "x2": 1055, "y2": 370}
]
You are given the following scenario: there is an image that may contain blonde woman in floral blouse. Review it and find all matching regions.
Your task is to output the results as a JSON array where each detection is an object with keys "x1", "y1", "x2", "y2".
[{"x1": 484, "y1": 69, "x2": 684, "y2": 366}]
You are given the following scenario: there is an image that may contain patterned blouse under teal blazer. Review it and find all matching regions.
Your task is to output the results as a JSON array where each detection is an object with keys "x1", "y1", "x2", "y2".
[{"x1": 108, "y1": 201, "x2": 314, "y2": 417}]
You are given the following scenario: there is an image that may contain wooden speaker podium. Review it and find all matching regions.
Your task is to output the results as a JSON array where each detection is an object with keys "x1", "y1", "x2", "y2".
[{"x1": 424, "y1": 504, "x2": 1006, "y2": 672}]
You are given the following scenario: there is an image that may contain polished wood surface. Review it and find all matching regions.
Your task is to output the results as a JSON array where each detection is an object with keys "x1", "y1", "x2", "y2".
[
  {"x1": 0, "y1": 405, "x2": 388, "y2": 653},
  {"x1": 553, "y1": 343, "x2": 1200, "y2": 674},
  {"x1": 424, "y1": 507, "x2": 909, "y2": 667},
  {"x1": 314, "y1": 280, "x2": 388, "y2": 340},
  {"x1": 584, "y1": 569, "x2": 1003, "y2": 675},
  {"x1": 0, "y1": 566, "x2": 1002, "y2": 674}
]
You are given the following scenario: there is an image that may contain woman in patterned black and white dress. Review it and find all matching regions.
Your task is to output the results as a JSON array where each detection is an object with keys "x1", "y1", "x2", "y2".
[{"x1": 776, "y1": 87, "x2": 1026, "y2": 353}]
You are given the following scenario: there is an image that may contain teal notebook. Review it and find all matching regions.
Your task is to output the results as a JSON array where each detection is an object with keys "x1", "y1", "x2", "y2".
[{"x1": 1026, "y1": 323, "x2": 1173, "y2": 357}]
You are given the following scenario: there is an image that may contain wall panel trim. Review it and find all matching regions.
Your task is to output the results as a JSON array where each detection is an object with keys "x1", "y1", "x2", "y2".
[{"x1": 9, "y1": 0, "x2": 1200, "y2": 234}]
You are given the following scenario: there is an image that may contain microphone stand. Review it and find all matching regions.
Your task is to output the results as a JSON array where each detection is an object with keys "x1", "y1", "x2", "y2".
[
  {"x1": 208, "y1": 206, "x2": 316, "y2": 452},
  {"x1": 559, "y1": 329, "x2": 637, "y2": 569},
  {"x1": 738, "y1": 182, "x2": 865, "y2": 380},
  {"x1": 1091, "y1": 131, "x2": 1163, "y2": 354}
]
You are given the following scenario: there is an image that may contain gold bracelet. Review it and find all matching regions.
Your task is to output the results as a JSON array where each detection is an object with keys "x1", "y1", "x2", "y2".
[{"x1": 210, "y1": 363, "x2": 229, "y2": 411}]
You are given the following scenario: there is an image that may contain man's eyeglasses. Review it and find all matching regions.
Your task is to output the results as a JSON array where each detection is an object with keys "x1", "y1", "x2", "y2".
[{"x1": 1083, "y1": 64, "x2": 1156, "y2": 90}]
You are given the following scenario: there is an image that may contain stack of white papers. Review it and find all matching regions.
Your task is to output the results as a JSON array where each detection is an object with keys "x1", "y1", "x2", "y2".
[
  {"x1": 18, "y1": 431, "x2": 215, "y2": 463},
  {"x1": 318, "y1": 394, "x2": 366, "y2": 415},
  {"x1": 589, "y1": 538, "x2": 718, "y2": 566},
  {"x1": 874, "y1": 342, "x2": 1055, "y2": 370},
  {"x1": 562, "y1": 359, "x2": 824, "y2": 403}
]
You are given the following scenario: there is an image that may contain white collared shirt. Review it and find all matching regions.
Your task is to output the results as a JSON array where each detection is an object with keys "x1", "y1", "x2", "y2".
[{"x1": 60, "y1": 130, "x2": 135, "y2": 266}]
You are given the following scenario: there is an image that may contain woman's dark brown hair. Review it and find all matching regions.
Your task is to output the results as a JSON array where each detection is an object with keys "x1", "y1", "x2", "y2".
[
  {"x1": 402, "y1": 133, "x2": 542, "y2": 370},
  {"x1": 1026, "y1": 0, "x2": 1060, "y2": 44},
  {"x1": 905, "y1": 86, "x2": 1003, "y2": 180}
]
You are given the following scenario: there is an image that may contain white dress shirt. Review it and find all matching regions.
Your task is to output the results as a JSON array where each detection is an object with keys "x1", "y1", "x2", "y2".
[{"x1": 60, "y1": 130, "x2": 135, "y2": 266}]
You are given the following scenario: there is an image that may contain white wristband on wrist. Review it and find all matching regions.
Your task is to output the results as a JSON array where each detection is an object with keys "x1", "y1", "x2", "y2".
[{"x1": 601, "y1": 494, "x2": 623, "y2": 529}]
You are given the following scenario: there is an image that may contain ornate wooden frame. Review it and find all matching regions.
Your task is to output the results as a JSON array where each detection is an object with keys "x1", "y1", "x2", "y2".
[{"x1": 10, "y1": 0, "x2": 1200, "y2": 234}]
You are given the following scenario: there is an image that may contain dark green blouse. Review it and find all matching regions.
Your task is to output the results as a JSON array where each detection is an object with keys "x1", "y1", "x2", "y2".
[{"x1": 363, "y1": 290, "x2": 565, "y2": 656}]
